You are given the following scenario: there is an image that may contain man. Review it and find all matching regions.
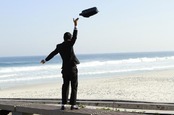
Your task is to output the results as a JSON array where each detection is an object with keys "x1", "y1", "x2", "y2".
[{"x1": 41, "y1": 18, "x2": 80, "y2": 110}]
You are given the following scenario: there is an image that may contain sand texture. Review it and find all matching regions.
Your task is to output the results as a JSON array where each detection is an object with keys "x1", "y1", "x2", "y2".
[{"x1": 0, "y1": 69, "x2": 174, "y2": 103}]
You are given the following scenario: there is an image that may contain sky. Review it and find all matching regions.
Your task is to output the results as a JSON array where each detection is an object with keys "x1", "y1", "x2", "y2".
[{"x1": 1, "y1": 0, "x2": 174, "y2": 57}]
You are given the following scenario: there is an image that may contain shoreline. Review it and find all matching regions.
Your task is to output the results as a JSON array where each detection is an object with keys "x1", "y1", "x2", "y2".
[{"x1": 0, "y1": 69, "x2": 174, "y2": 103}]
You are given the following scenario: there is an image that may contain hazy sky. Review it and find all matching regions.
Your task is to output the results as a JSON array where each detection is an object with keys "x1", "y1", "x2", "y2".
[{"x1": 1, "y1": 0, "x2": 174, "y2": 57}]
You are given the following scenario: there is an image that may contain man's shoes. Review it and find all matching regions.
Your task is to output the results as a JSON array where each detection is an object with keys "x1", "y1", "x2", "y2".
[
  {"x1": 71, "y1": 105, "x2": 79, "y2": 110},
  {"x1": 61, "y1": 105, "x2": 79, "y2": 110},
  {"x1": 61, "y1": 105, "x2": 66, "y2": 110}
]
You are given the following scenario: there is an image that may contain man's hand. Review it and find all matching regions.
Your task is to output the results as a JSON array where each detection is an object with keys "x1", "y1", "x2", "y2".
[
  {"x1": 73, "y1": 18, "x2": 79, "y2": 27},
  {"x1": 40, "y1": 59, "x2": 46, "y2": 64}
]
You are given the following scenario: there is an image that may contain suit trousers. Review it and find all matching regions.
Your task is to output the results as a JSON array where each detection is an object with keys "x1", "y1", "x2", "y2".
[{"x1": 61, "y1": 66, "x2": 78, "y2": 105}]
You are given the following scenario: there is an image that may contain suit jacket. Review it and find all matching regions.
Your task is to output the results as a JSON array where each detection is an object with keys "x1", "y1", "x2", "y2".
[{"x1": 45, "y1": 28, "x2": 80, "y2": 69}]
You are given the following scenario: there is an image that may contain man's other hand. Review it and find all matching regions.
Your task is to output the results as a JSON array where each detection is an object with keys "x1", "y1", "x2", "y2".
[{"x1": 40, "y1": 60, "x2": 46, "y2": 64}]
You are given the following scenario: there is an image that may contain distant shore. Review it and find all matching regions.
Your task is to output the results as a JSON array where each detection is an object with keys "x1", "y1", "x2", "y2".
[{"x1": 0, "y1": 69, "x2": 174, "y2": 103}]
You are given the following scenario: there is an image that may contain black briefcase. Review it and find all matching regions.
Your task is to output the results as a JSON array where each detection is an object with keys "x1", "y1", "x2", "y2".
[{"x1": 79, "y1": 7, "x2": 99, "y2": 18}]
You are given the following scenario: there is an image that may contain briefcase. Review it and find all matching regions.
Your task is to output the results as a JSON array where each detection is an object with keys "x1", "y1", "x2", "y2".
[{"x1": 79, "y1": 7, "x2": 99, "y2": 18}]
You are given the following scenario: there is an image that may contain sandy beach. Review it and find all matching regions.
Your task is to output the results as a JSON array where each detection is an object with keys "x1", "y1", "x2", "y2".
[{"x1": 0, "y1": 69, "x2": 174, "y2": 103}]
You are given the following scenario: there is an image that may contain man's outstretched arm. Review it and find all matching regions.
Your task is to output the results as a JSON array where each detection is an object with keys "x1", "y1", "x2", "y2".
[{"x1": 41, "y1": 47, "x2": 59, "y2": 64}]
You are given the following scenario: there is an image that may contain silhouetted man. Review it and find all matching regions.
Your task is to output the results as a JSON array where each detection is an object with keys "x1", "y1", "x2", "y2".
[{"x1": 41, "y1": 18, "x2": 80, "y2": 110}]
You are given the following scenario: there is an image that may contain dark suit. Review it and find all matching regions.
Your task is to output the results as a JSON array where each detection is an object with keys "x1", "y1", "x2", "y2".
[{"x1": 45, "y1": 28, "x2": 79, "y2": 105}]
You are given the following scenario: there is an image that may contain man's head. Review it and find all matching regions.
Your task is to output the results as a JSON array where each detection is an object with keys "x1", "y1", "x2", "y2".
[{"x1": 64, "y1": 32, "x2": 72, "y2": 41}]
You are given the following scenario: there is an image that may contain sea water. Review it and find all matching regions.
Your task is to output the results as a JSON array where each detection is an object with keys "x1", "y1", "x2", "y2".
[{"x1": 1, "y1": 51, "x2": 174, "y2": 89}]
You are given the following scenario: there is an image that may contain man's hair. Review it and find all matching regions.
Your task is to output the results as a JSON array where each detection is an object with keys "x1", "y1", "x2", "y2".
[{"x1": 64, "y1": 32, "x2": 72, "y2": 41}]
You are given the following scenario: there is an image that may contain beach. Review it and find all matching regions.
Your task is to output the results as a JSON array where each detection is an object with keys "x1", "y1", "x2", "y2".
[{"x1": 0, "y1": 69, "x2": 174, "y2": 103}]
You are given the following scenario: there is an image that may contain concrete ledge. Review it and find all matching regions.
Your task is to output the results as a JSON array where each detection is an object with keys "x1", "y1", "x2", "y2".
[
  {"x1": 1, "y1": 98, "x2": 174, "y2": 114},
  {"x1": 1, "y1": 98, "x2": 174, "y2": 110},
  {"x1": 77, "y1": 101, "x2": 174, "y2": 110},
  {"x1": 15, "y1": 103, "x2": 144, "y2": 115},
  {"x1": 0, "y1": 101, "x2": 145, "y2": 115},
  {"x1": 0, "y1": 101, "x2": 27, "y2": 111}
]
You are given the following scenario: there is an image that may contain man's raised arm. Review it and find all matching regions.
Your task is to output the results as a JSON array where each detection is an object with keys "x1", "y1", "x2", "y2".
[{"x1": 71, "y1": 18, "x2": 79, "y2": 45}]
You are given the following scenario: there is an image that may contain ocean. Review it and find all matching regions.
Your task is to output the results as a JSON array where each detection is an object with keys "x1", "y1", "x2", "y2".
[{"x1": 1, "y1": 51, "x2": 174, "y2": 89}]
